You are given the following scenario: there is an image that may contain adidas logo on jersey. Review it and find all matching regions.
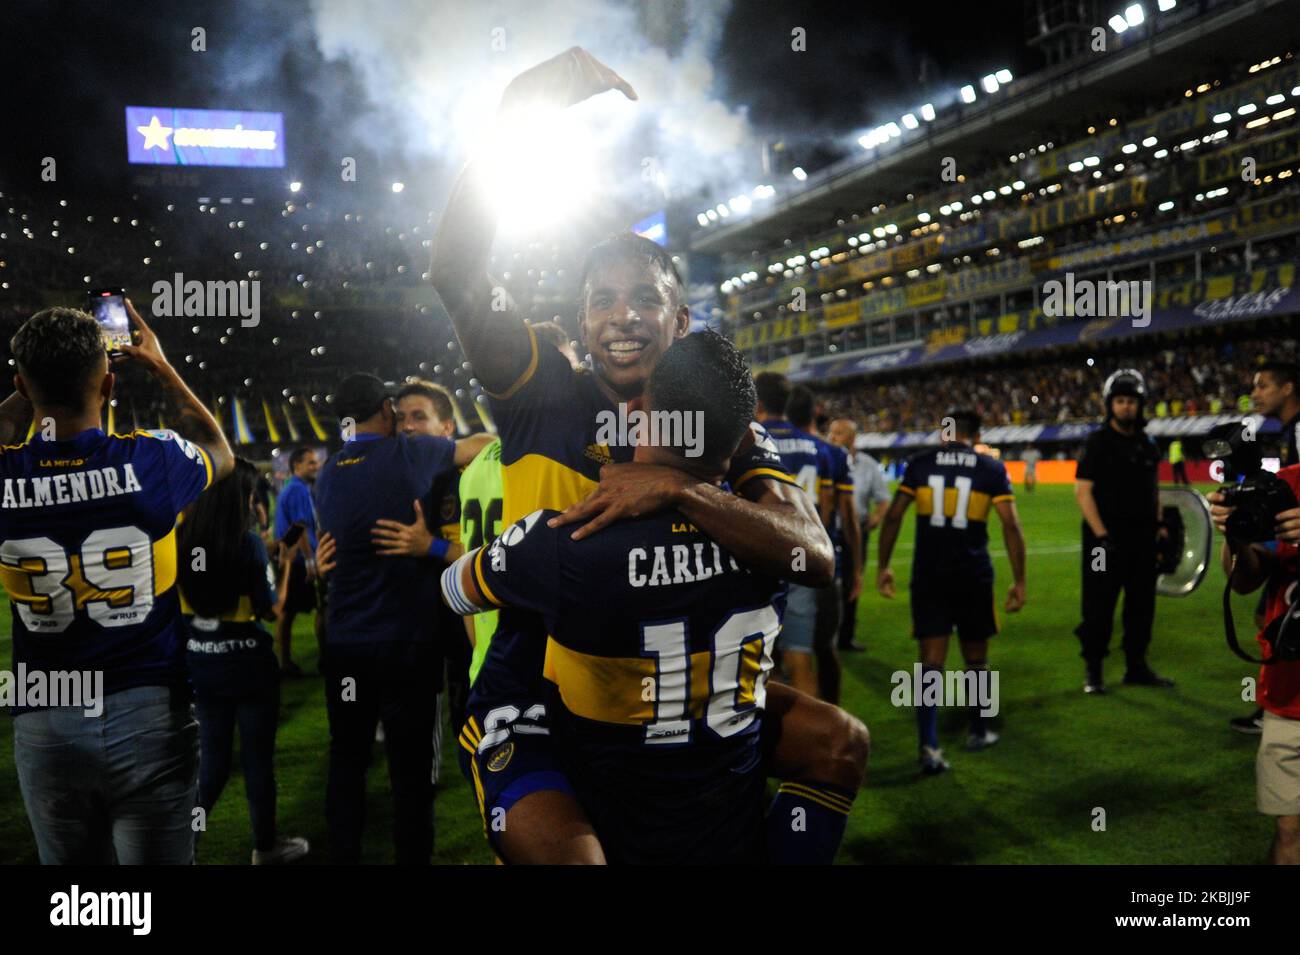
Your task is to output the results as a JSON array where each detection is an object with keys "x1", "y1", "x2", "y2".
[{"x1": 584, "y1": 443, "x2": 613, "y2": 466}]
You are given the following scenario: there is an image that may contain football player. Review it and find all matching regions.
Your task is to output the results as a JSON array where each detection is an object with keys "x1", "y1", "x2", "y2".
[
  {"x1": 429, "y1": 47, "x2": 867, "y2": 864},
  {"x1": 443, "y1": 332, "x2": 786, "y2": 863},
  {"x1": 877, "y1": 409, "x2": 1027, "y2": 775}
]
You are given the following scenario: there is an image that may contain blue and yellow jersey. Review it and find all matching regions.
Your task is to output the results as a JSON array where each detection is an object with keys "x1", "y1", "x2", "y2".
[
  {"x1": 762, "y1": 417, "x2": 833, "y2": 508},
  {"x1": 823, "y1": 440, "x2": 855, "y2": 576},
  {"x1": 898, "y1": 442, "x2": 1013, "y2": 585},
  {"x1": 459, "y1": 508, "x2": 784, "y2": 750},
  {"x1": 488, "y1": 325, "x2": 795, "y2": 527},
  {"x1": 0, "y1": 427, "x2": 214, "y2": 706},
  {"x1": 314, "y1": 432, "x2": 457, "y2": 647}
]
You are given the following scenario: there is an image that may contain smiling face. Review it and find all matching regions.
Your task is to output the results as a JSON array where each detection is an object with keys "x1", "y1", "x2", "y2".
[
  {"x1": 396, "y1": 394, "x2": 454, "y2": 438},
  {"x1": 580, "y1": 256, "x2": 689, "y2": 401}
]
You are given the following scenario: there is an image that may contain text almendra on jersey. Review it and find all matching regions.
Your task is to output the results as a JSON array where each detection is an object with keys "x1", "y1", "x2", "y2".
[{"x1": 1, "y1": 464, "x2": 144, "y2": 510}]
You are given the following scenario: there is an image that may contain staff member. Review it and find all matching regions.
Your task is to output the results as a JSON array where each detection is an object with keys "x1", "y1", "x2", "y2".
[
  {"x1": 314, "y1": 373, "x2": 489, "y2": 864},
  {"x1": 828, "y1": 418, "x2": 889, "y2": 652},
  {"x1": 273, "y1": 447, "x2": 322, "y2": 677},
  {"x1": 1073, "y1": 369, "x2": 1173, "y2": 695}
]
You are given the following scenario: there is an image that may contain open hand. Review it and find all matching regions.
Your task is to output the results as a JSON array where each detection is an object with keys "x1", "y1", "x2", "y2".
[
  {"x1": 372, "y1": 500, "x2": 436, "y2": 557},
  {"x1": 111, "y1": 298, "x2": 171, "y2": 376},
  {"x1": 500, "y1": 46, "x2": 637, "y2": 115},
  {"x1": 548, "y1": 462, "x2": 692, "y2": 541}
]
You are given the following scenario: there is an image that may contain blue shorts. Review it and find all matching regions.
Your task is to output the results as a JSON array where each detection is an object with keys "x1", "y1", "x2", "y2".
[
  {"x1": 458, "y1": 622, "x2": 575, "y2": 859},
  {"x1": 911, "y1": 577, "x2": 998, "y2": 642},
  {"x1": 780, "y1": 582, "x2": 817, "y2": 652}
]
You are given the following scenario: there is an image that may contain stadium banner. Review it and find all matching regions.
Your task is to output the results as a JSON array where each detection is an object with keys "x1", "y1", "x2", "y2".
[
  {"x1": 946, "y1": 257, "x2": 1033, "y2": 298},
  {"x1": 904, "y1": 276, "x2": 947, "y2": 307},
  {"x1": 733, "y1": 311, "x2": 815, "y2": 348},
  {"x1": 823, "y1": 300, "x2": 860, "y2": 328},
  {"x1": 789, "y1": 264, "x2": 1296, "y2": 382},
  {"x1": 1200, "y1": 128, "x2": 1300, "y2": 187},
  {"x1": 125, "y1": 106, "x2": 286, "y2": 168},
  {"x1": 893, "y1": 235, "x2": 944, "y2": 270}
]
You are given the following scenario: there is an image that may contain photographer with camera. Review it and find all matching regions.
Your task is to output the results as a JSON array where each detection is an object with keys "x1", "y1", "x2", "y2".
[
  {"x1": 1073, "y1": 369, "x2": 1174, "y2": 694},
  {"x1": 1207, "y1": 438, "x2": 1300, "y2": 865}
]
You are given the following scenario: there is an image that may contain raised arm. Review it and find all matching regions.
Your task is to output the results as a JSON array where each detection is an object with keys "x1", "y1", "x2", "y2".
[
  {"x1": 429, "y1": 47, "x2": 636, "y2": 394},
  {"x1": 115, "y1": 299, "x2": 234, "y2": 483}
]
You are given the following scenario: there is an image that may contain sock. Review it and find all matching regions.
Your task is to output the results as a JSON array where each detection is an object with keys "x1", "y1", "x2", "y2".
[
  {"x1": 917, "y1": 664, "x2": 942, "y2": 750},
  {"x1": 766, "y1": 780, "x2": 856, "y2": 865},
  {"x1": 965, "y1": 658, "x2": 988, "y2": 735}
]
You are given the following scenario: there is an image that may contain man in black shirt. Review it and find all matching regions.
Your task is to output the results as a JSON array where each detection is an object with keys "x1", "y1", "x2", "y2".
[{"x1": 1073, "y1": 369, "x2": 1174, "y2": 694}]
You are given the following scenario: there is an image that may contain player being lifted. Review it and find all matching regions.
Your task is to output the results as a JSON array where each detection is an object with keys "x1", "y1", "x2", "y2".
[
  {"x1": 876, "y1": 410, "x2": 1027, "y2": 775},
  {"x1": 442, "y1": 333, "x2": 785, "y2": 863},
  {"x1": 429, "y1": 46, "x2": 867, "y2": 864}
]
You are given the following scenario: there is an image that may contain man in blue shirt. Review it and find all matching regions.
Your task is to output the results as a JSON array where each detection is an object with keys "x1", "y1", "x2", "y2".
[
  {"x1": 313, "y1": 373, "x2": 488, "y2": 864},
  {"x1": 273, "y1": 446, "x2": 321, "y2": 676},
  {"x1": 1, "y1": 301, "x2": 233, "y2": 863}
]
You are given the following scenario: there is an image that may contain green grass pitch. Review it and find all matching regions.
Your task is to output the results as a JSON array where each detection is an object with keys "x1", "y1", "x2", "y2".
[{"x1": 0, "y1": 483, "x2": 1272, "y2": 864}]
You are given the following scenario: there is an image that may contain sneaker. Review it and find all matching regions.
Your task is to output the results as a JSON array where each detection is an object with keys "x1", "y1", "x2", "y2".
[
  {"x1": 1084, "y1": 665, "x2": 1106, "y2": 695},
  {"x1": 252, "y1": 837, "x2": 310, "y2": 865},
  {"x1": 1123, "y1": 668, "x2": 1175, "y2": 688},
  {"x1": 1230, "y1": 709, "x2": 1264, "y2": 734},
  {"x1": 965, "y1": 728, "x2": 1000, "y2": 751},
  {"x1": 919, "y1": 745, "x2": 950, "y2": 776}
]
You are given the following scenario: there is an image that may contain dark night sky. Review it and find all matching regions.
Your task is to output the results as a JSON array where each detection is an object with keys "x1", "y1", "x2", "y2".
[{"x1": 2, "y1": 0, "x2": 1041, "y2": 198}]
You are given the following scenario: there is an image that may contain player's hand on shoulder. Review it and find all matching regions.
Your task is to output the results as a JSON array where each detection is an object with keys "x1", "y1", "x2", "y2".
[
  {"x1": 877, "y1": 567, "x2": 895, "y2": 599},
  {"x1": 548, "y1": 462, "x2": 691, "y2": 541},
  {"x1": 500, "y1": 47, "x2": 637, "y2": 115},
  {"x1": 1005, "y1": 581, "x2": 1026, "y2": 613}
]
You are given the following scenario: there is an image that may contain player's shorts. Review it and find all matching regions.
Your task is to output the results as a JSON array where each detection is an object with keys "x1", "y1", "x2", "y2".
[
  {"x1": 284, "y1": 559, "x2": 320, "y2": 615},
  {"x1": 456, "y1": 707, "x2": 574, "y2": 857},
  {"x1": 1256, "y1": 710, "x2": 1300, "y2": 815},
  {"x1": 910, "y1": 576, "x2": 998, "y2": 641},
  {"x1": 780, "y1": 582, "x2": 817, "y2": 652},
  {"x1": 558, "y1": 732, "x2": 767, "y2": 865},
  {"x1": 457, "y1": 623, "x2": 575, "y2": 860}
]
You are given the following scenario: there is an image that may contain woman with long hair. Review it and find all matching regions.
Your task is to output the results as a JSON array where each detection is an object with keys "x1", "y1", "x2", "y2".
[{"x1": 179, "y1": 457, "x2": 309, "y2": 864}]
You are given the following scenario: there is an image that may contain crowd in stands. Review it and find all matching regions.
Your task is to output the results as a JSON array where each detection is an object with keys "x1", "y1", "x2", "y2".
[{"x1": 819, "y1": 321, "x2": 1300, "y2": 433}]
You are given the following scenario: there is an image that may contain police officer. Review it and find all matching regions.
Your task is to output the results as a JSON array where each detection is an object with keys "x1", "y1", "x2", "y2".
[{"x1": 1073, "y1": 369, "x2": 1174, "y2": 694}]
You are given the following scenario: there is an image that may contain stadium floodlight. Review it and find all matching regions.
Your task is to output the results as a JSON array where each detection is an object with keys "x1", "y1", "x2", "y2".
[
  {"x1": 995, "y1": 69, "x2": 1013, "y2": 85},
  {"x1": 1013, "y1": 180, "x2": 1025, "y2": 190},
  {"x1": 999, "y1": 185, "x2": 1012, "y2": 195},
  {"x1": 715, "y1": 203, "x2": 729, "y2": 217},
  {"x1": 391, "y1": 182, "x2": 405, "y2": 193},
  {"x1": 950, "y1": 200, "x2": 963, "y2": 211},
  {"x1": 1142, "y1": 136, "x2": 1158, "y2": 147},
  {"x1": 857, "y1": 133, "x2": 876, "y2": 150},
  {"x1": 1293, "y1": 86, "x2": 1300, "y2": 96},
  {"x1": 1083, "y1": 155, "x2": 1100, "y2": 166},
  {"x1": 960, "y1": 85, "x2": 977, "y2": 104},
  {"x1": 1154, "y1": 148, "x2": 1169, "y2": 158},
  {"x1": 753, "y1": 184, "x2": 776, "y2": 199},
  {"x1": 902, "y1": 113, "x2": 919, "y2": 130},
  {"x1": 971, "y1": 194, "x2": 983, "y2": 205},
  {"x1": 920, "y1": 103, "x2": 936, "y2": 121},
  {"x1": 729, "y1": 195, "x2": 752, "y2": 214},
  {"x1": 982, "y1": 74, "x2": 999, "y2": 94},
  {"x1": 1238, "y1": 103, "x2": 1257, "y2": 115},
  {"x1": 1068, "y1": 160, "x2": 1084, "y2": 172},
  {"x1": 705, "y1": 208, "x2": 718, "y2": 221},
  {"x1": 886, "y1": 122, "x2": 902, "y2": 138},
  {"x1": 792, "y1": 166, "x2": 807, "y2": 180},
  {"x1": 939, "y1": 205, "x2": 952, "y2": 215},
  {"x1": 1108, "y1": 14, "x2": 1128, "y2": 32},
  {"x1": 1212, "y1": 112, "x2": 1232, "y2": 123},
  {"x1": 982, "y1": 189, "x2": 996, "y2": 200},
  {"x1": 1122, "y1": 143, "x2": 1138, "y2": 153},
  {"x1": 1267, "y1": 93, "x2": 1285, "y2": 105},
  {"x1": 1157, "y1": 0, "x2": 1175, "y2": 9},
  {"x1": 696, "y1": 213, "x2": 709, "y2": 227},
  {"x1": 1125, "y1": 4, "x2": 1145, "y2": 27},
  {"x1": 289, "y1": 181, "x2": 302, "y2": 193},
  {"x1": 918, "y1": 212, "x2": 931, "y2": 223}
]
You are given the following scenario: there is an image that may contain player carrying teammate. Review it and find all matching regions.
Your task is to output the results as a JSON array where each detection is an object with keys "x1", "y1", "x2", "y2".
[
  {"x1": 877, "y1": 409, "x2": 1027, "y2": 775},
  {"x1": 429, "y1": 46, "x2": 867, "y2": 864},
  {"x1": 443, "y1": 332, "x2": 788, "y2": 863}
]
